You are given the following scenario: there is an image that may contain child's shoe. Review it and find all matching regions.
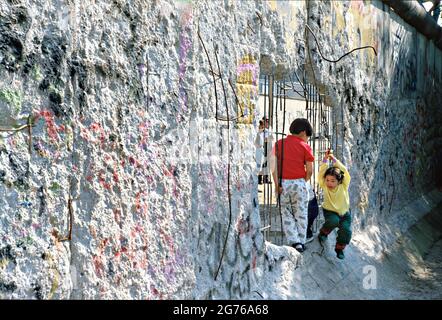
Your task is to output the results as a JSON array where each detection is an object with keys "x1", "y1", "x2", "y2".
[
  {"x1": 335, "y1": 249, "x2": 345, "y2": 259},
  {"x1": 292, "y1": 243, "x2": 305, "y2": 253}
]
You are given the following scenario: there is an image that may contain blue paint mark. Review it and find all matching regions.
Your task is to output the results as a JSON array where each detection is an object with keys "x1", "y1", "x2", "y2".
[{"x1": 19, "y1": 201, "x2": 32, "y2": 208}]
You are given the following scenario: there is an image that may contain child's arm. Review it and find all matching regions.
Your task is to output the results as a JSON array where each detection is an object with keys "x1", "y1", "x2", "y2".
[
  {"x1": 318, "y1": 155, "x2": 329, "y2": 189},
  {"x1": 330, "y1": 155, "x2": 351, "y2": 187}
]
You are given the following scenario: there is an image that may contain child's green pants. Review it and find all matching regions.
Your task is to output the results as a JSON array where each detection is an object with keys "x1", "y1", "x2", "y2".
[{"x1": 320, "y1": 208, "x2": 352, "y2": 248}]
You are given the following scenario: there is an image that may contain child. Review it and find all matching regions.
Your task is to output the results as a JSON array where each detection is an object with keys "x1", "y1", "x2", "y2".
[
  {"x1": 317, "y1": 150, "x2": 352, "y2": 259},
  {"x1": 270, "y1": 118, "x2": 314, "y2": 253}
]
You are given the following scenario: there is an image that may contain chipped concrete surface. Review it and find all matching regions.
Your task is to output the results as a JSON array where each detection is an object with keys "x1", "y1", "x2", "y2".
[{"x1": 0, "y1": 0, "x2": 441, "y2": 299}]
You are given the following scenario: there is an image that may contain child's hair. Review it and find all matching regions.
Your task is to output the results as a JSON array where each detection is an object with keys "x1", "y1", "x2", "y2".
[
  {"x1": 324, "y1": 167, "x2": 344, "y2": 183},
  {"x1": 259, "y1": 120, "x2": 264, "y2": 126},
  {"x1": 289, "y1": 118, "x2": 313, "y2": 136}
]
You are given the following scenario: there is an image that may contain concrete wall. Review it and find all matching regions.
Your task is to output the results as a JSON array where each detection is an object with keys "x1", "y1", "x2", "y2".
[
  {"x1": 304, "y1": 0, "x2": 442, "y2": 241},
  {"x1": 0, "y1": 0, "x2": 307, "y2": 299},
  {"x1": 0, "y1": 0, "x2": 441, "y2": 299}
]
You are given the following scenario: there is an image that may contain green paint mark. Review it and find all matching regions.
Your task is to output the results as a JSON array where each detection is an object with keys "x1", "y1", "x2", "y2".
[
  {"x1": 0, "y1": 88, "x2": 22, "y2": 114},
  {"x1": 48, "y1": 85, "x2": 64, "y2": 100},
  {"x1": 49, "y1": 182, "x2": 61, "y2": 192},
  {"x1": 16, "y1": 236, "x2": 33, "y2": 248},
  {"x1": 31, "y1": 65, "x2": 43, "y2": 82}
]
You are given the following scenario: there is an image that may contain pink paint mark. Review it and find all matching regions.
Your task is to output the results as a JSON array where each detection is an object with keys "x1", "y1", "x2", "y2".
[
  {"x1": 163, "y1": 260, "x2": 175, "y2": 282},
  {"x1": 89, "y1": 122, "x2": 106, "y2": 145},
  {"x1": 163, "y1": 165, "x2": 179, "y2": 198},
  {"x1": 237, "y1": 63, "x2": 259, "y2": 86},
  {"x1": 159, "y1": 228, "x2": 175, "y2": 255},
  {"x1": 7, "y1": 136, "x2": 17, "y2": 148},
  {"x1": 93, "y1": 255, "x2": 105, "y2": 278},
  {"x1": 98, "y1": 170, "x2": 112, "y2": 190},
  {"x1": 252, "y1": 248, "x2": 257, "y2": 270},
  {"x1": 93, "y1": 238, "x2": 109, "y2": 278},
  {"x1": 138, "y1": 120, "x2": 150, "y2": 150},
  {"x1": 236, "y1": 217, "x2": 250, "y2": 236},
  {"x1": 39, "y1": 110, "x2": 62, "y2": 142},
  {"x1": 351, "y1": 0, "x2": 365, "y2": 13},
  {"x1": 150, "y1": 285, "x2": 160, "y2": 297},
  {"x1": 128, "y1": 156, "x2": 141, "y2": 168},
  {"x1": 135, "y1": 191, "x2": 149, "y2": 217},
  {"x1": 236, "y1": 177, "x2": 242, "y2": 191}
]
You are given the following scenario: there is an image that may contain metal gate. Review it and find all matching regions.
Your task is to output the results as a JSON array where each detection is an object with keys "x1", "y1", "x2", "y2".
[{"x1": 257, "y1": 71, "x2": 339, "y2": 244}]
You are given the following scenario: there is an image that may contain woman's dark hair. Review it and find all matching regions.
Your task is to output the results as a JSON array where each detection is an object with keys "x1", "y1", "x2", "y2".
[
  {"x1": 289, "y1": 118, "x2": 313, "y2": 136},
  {"x1": 324, "y1": 167, "x2": 344, "y2": 183}
]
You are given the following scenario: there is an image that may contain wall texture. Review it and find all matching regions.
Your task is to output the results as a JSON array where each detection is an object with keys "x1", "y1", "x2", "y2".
[
  {"x1": 0, "y1": 0, "x2": 307, "y2": 300},
  {"x1": 304, "y1": 0, "x2": 442, "y2": 244},
  {"x1": 0, "y1": 0, "x2": 441, "y2": 300}
]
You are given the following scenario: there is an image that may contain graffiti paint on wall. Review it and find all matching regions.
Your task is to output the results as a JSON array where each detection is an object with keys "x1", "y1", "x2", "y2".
[
  {"x1": 267, "y1": 1, "x2": 305, "y2": 53},
  {"x1": 236, "y1": 54, "x2": 258, "y2": 124},
  {"x1": 331, "y1": 1, "x2": 379, "y2": 68}
]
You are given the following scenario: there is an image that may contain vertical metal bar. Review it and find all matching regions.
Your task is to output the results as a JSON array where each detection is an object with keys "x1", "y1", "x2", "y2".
[
  {"x1": 313, "y1": 85, "x2": 317, "y2": 191},
  {"x1": 341, "y1": 100, "x2": 344, "y2": 159},
  {"x1": 273, "y1": 80, "x2": 279, "y2": 243},
  {"x1": 260, "y1": 76, "x2": 270, "y2": 241},
  {"x1": 263, "y1": 75, "x2": 267, "y2": 124},
  {"x1": 268, "y1": 76, "x2": 273, "y2": 129}
]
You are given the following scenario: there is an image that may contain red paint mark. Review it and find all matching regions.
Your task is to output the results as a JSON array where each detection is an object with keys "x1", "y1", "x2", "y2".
[
  {"x1": 39, "y1": 110, "x2": 63, "y2": 142},
  {"x1": 159, "y1": 229, "x2": 175, "y2": 254},
  {"x1": 252, "y1": 248, "x2": 257, "y2": 270},
  {"x1": 128, "y1": 156, "x2": 141, "y2": 168},
  {"x1": 89, "y1": 122, "x2": 106, "y2": 145},
  {"x1": 98, "y1": 170, "x2": 112, "y2": 190},
  {"x1": 114, "y1": 209, "x2": 122, "y2": 225},
  {"x1": 151, "y1": 285, "x2": 159, "y2": 296},
  {"x1": 112, "y1": 170, "x2": 119, "y2": 183},
  {"x1": 163, "y1": 165, "x2": 179, "y2": 198},
  {"x1": 93, "y1": 255, "x2": 105, "y2": 278},
  {"x1": 138, "y1": 120, "x2": 150, "y2": 150},
  {"x1": 135, "y1": 191, "x2": 149, "y2": 217},
  {"x1": 236, "y1": 217, "x2": 249, "y2": 236}
]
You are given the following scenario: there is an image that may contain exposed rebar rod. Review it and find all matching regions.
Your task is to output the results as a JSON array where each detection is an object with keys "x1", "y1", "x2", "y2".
[
  {"x1": 59, "y1": 179, "x2": 74, "y2": 242},
  {"x1": 27, "y1": 115, "x2": 32, "y2": 155},
  {"x1": 289, "y1": 74, "x2": 307, "y2": 99},
  {"x1": 293, "y1": 65, "x2": 308, "y2": 97},
  {"x1": 217, "y1": 77, "x2": 244, "y2": 121},
  {"x1": 305, "y1": 24, "x2": 377, "y2": 64},
  {"x1": 0, "y1": 124, "x2": 29, "y2": 132},
  {"x1": 213, "y1": 49, "x2": 233, "y2": 282},
  {"x1": 279, "y1": 85, "x2": 287, "y2": 244},
  {"x1": 1, "y1": 119, "x2": 34, "y2": 156},
  {"x1": 197, "y1": 29, "x2": 219, "y2": 122}
]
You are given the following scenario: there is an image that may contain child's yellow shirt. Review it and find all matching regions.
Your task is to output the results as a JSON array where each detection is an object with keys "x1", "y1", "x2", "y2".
[{"x1": 318, "y1": 160, "x2": 351, "y2": 216}]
